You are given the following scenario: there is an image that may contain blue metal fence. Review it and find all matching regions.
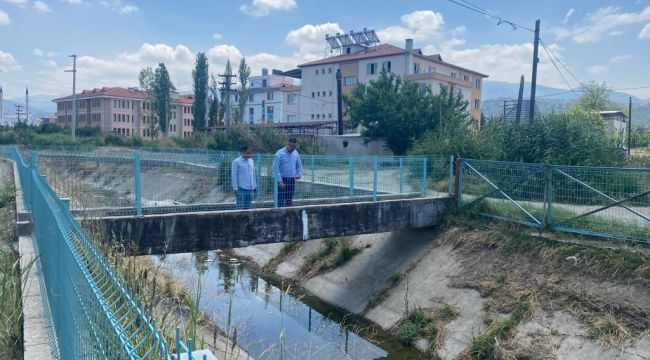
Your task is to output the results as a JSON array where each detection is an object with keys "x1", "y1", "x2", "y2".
[
  {"x1": 458, "y1": 158, "x2": 650, "y2": 242},
  {"x1": 2, "y1": 146, "x2": 208, "y2": 359}
]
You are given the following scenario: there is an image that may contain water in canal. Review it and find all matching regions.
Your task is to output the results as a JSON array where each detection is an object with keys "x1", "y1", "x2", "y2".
[{"x1": 153, "y1": 251, "x2": 425, "y2": 360}]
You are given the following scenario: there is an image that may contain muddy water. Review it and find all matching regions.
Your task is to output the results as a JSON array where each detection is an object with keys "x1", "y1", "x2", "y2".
[{"x1": 154, "y1": 251, "x2": 425, "y2": 360}]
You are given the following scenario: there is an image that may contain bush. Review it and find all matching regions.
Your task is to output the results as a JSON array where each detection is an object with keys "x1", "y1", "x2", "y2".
[
  {"x1": 35, "y1": 122, "x2": 64, "y2": 134},
  {"x1": 76, "y1": 126, "x2": 101, "y2": 137}
]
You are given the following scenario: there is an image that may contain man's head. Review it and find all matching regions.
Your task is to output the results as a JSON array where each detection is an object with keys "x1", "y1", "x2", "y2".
[
  {"x1": 285, "y1": 138, "x2": 298, "y2": 153},
  {"x1": 240, "y1": 145, "x2": 252, "y2": 158}
]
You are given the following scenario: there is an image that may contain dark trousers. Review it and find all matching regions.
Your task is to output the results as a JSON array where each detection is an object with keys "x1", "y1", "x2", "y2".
[{"x1": 278, "y1": 177, "x2": 296, "y2": 207}]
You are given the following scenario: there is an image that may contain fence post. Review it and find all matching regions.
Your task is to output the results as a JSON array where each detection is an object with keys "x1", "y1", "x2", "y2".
[
  {"x1": 134, "y1": 153, "x2": 142, "y2": 216},
  {"x1": 454, "y1": 157, "x2": 463, "y2": 209},
  {"x1": 348, "y1": 157, "x2": 355, "y2": 198},
  {"x1": 448, "y1": 155, "x2": 454, "y2": 195},
  {"x1": 311, "y1": 156, "x2": 315, "y2": 183},
  {"x1": 421, "y1": 157, "x2": 428, "y2": 196},
  {"x1": 373, "y1": 157, "x2": 378, "y2": 202},
  {"x1": 175, "y1": 327, "x2": 181, "y2": 360},
  {"x1": 544, "y1": 165, "x2": 553, "y2": 229},
  {"x1": 256, "y1": 154, "x2": 261, "y2": 204},
  {"x1": 399, "y1": 158, "x2": 404, "y2": 194},
  {"x1": 273, "y1": 176, "x2": 279, "y2": 208}
]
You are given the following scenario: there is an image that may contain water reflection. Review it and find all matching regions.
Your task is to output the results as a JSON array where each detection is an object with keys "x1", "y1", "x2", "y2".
[{"x1": 153, "y1": 252, "x2": 392, "y2": 360}]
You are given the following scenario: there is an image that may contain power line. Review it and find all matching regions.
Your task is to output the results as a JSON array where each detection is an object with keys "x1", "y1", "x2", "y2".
[
  {"x1": 445, "y1": 0, "x2": 535, "y2": 32},
  {"x1": 538, "y1": 41, "x2": 575, "y2": 93}
]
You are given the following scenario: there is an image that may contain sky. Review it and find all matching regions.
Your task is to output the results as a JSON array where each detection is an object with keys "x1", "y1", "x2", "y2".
[{"x1": 1, "y1": 0, "x2": 650, "y2": 102}]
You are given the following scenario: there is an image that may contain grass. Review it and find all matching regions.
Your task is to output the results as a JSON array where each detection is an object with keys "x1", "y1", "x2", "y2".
[
  {"x1": 463, "y1": 301, "x2": 532, "y2": 360},
  {"x1": 0, "y1": 166, "x2": 23, "y2": 359},
  {"x1": 367, "y1": 272, "x2": 402, "y2": 310},
  {"x1": 301, "y1": 237, "x2": 363, "y2": 276}
]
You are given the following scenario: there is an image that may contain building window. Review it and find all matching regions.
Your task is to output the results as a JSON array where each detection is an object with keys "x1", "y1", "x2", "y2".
[
  {"x1": 428, "y1": 66, "x2": 436, "y2": 73},
  {"x1": 475, "y1": 79, "x2": 481, "y2": 89},
  {"x1": 315, "y1": 69, "x2": 318, "y2": 76},
  {"x1": 317, "y1": 91, "x2": 320, "y2": 97},
  {"x1": 287, "y1": 93, "x2": 297, "y2": 105},
  {"x1": 450, "y1": 72, "x2": 456, "y2": 78},
  {"x1": 262, "y1": 79, "x2": 267, "y2": 87},
  {"x1": 329, "y1": 90, "x2": 332, "y2": 97},
  {"x1": 463, "y1": 75, "x2": 470, "y2": 81},
  {"x1": 381, "y1": 61, "x2": 391, "y2": 73},
  {"x1": 344, "y1": 76, "x2": 357, "y2": 86},
  {"x1": 367, "y1": 63, "x2": 377, "y2": 75},
  {"x1": 346, "y1": 47, "x2": 351, "y2": 54},
  {"x1": 312, "y1": 92, "x2": 315, "y2": 98},
  {"x1": 287, "y1": 115, "x2": 297, "y2": 122},
  {"x1": 267, "y1": 106, "x2": 274, "y2": 121},
  {"x1": 413, "y1": 63, "x2": 421, "y2": 74},
  {"x1": 329, "y1": 113, "x2": 332, "y2": 118},
  {"x1": 311, "y1": 114, "x2": 315, "y2": 119},
  {"x1": 267, "y1": 91, "x2": 274, "y2": 100},
  {"x1": 474, "y1": 99, "x2": 480, "y2": 109},
  {"x1": 316, "y1": 114, "x2": 320, "y2": 119},
  {"x1": 328, "y1": 68, "x2": 332, "y2": 74},
  {"x1": 249, "y1": 107, "x2": 254, "y2": 122},
  {"x1": 249, "y1": 94, "x2": 254, "y2": 102}
]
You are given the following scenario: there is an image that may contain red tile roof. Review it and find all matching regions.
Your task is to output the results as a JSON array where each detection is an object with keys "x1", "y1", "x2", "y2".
[
  {"x1": 52, "y1": 87, "x2": 199, "y2": 103},
  {"x1": 298, "y1": 43, "x2": 488, "y2": 77}
]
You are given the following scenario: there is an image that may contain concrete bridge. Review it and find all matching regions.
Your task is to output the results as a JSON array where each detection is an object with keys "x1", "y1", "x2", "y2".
[{"x1": 94, "y1": 196, "x2": 451, "y2": 255}]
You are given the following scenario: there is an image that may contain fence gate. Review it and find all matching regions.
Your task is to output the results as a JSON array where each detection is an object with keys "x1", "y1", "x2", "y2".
[
  {"x1": 548, "y1": 165, "x2": 650, "y2": 241},
  {"x1": 458, "y1": 159, "x2": 547, "y2": 229}
]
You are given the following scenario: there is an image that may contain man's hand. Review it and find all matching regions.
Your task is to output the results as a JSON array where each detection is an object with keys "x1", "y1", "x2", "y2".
[{"x1": 278, "y1": 181, "x2": 285, "y2": 189}]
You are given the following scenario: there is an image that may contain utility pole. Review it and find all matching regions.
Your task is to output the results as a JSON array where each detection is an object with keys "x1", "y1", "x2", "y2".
[
  {"x1": 15, "y1": 104, "x2": 24, "y2": 123},
  {"x1": 65, "y1": 55, "x2": 77, "y2": 142},
  {"x1": 25, "y1": 86, "x2": 29, "y2": 124},
  {"x1": 336, "y1": 69, "x2": 343, "y2": 135},
  {"x1": 515, "y1": 75, "x2": 525, "y2": 125},
  {"x1": 529, "y1": 19, "x2": 540, "y2": 122},
  {"x1": 218, "y1": 72, "x2": 236, "y2": 129},
  {"x1": 628, "y1": 96, "x2": 632, "y2": 156}
]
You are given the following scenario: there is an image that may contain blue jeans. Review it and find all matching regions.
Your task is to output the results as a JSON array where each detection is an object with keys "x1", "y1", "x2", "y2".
[
  {"x1": 236, "y1": 188, "x2": 254, "y2": 209},
  {"x1": 278, "y1": 177, "x2": 296, "y2": 207}
]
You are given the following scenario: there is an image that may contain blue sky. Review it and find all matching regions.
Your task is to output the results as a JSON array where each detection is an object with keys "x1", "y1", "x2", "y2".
[{"x1": 1, "y1": 0, "x2": 650, "y2": 101}]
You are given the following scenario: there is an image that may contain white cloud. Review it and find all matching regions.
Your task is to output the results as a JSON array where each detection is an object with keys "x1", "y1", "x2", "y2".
[
  {"x1": 639, "y1": 23, "x2": 650, "y2": 38},
  {"x1": 33, "y1": 1, "x2": 51, "y2": 13},
  {"x1": 207, "y1": 44, "x2": 242, "y2": 63},
  {"x1": 551, "y1": 6, "x2": 650, "y2": 43},
  {"x1": 286, "y1": 22, "x2": 343, "y2": 54},
  {"x1": 101, "y1": 0, "x2": 138, "y2": 15},
  {"x1": 33, "y1": 48, "x2": 44, "y2": 56},
  {"x1": 378, "y1": 10, "x2": 445, "y2": 44},
  {"x1": 609, "y1": 54, "x2": 632, "y2": 63},
  {"x1": 212, "y1": 32, "x2": 223, "y2": 40},
  {"x1": 66, "y1": 0, "x2": 83, "y2": 4},
  {"x1": 0, "y1": 50, "x2": 21, "y2": 72},
  {"x1": 451, "y1": 26, "x2": 466, "y2": 37},
  {"x1": 240, "y1": 0, "x2": 296, "y2": 17},
  {"x1": 562, "y1": 8, "x2": 575, "y2": 23},
  {"x1": 588, "y1": 65, "x2": 609, "y2": 75},
  {"x1": 42, "y1": 59, "x2": 57, "y2": 68},
  {"x1": 0, "y1": 9, "x2": 9, "y2": 25},
  {"x1": 118, "y1": 4, "x2": 137, "y2": 14}
]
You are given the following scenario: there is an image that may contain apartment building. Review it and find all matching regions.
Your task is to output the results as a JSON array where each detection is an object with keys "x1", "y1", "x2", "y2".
[
  {"x1": 298, "y1": 38, "x2": 489, "y2": 124},
  {"x1": 53, "y1": 87, "x2": 195, "y2": 138},
  {"x1": 236, "y1": 68, "x2": 301, "y2": 124}
]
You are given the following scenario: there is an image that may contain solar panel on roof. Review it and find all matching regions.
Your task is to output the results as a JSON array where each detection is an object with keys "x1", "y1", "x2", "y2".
[{"x1": 326, "y1": 36, "x2": 341, "y2": 49}]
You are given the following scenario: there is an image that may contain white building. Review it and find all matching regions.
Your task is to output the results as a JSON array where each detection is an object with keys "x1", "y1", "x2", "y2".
[
  {"x1": 237, "y1": 68, "x2": 301, "y2": 124},
  {"x1": 297, "y1": 38, "x2": 489, "y2": 125}
]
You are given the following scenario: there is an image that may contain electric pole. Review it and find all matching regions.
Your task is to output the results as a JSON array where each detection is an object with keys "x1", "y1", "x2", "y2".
[
  {"x1": 628, "y1": 96, "x2": 632, "y2": 156},
  {"x1": 218, "y1": 72, "x2": 236, "y2": 129},
  {"x1": 65, "y1": 55, "x2": 77, "y2": 142},
  {"x1": 515, "y1": 75, "x2": 525, "y2": 125},
  {"x1": 529, "y1": 19, "x2": 540, "y2": 122},
  {"x1": 25, "y1": 86, "x2": 29, "y2": 124},
  {"x1": 336, "y1": 69, "x2": 343, "y2": 135},
  {"x1": 15, "y1": 104, "x2": 24, "y2": 123}
]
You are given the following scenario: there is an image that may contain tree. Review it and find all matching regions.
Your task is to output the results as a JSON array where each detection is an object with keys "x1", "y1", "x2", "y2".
[
  {"x1": 238, "y1": 58, "x2": 251, "y2": 124},
  {"x1": 192, "y1": 53, "x2": 209, "y2": 130},
  {"x1": 572, "y1": 81, "x2": 621, "y2": 112},
  {"x1": 153, "y1": 62, "x2": 174, "y2": 136},
  {"x1": 139, "y1": 66, "x2": 159, "y2": 140},
  {"x1": 208, "y1": 74, "x2": 220, "y2": 127},
  {"x1": 344, "y1": 71, "x2": 470, "y2": 154}
]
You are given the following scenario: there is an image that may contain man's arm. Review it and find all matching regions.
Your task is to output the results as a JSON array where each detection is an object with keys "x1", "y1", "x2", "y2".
[
  {"x1": 231, "y1": 159, "x2": 238, "y2": 191},
  {"x1": 295, "y1": 152, "x2": 303, "y2": 179}
]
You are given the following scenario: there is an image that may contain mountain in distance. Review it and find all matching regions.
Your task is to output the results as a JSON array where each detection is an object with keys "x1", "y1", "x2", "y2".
[{"x1": 482, "y1": 80, "x2": 650, "y2": 127}]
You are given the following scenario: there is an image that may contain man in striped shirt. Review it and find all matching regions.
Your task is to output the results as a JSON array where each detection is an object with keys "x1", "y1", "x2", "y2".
[
  {"x1": 231, "y1": 145, "x2": 257, "y2": 209},
  {"x1": 273, "y1": 138, "x2": 303, "y2": 207}
]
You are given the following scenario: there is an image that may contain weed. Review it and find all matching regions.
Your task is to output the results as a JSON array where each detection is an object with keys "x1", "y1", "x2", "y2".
[
  {"x1": 437, "y1": 305, "x2": 460, "y2": 321},
  {"x1": 332, "y1": 240, "x2": 362, "y2": 267},
  {"x1": 493, "y1": 272, "x2": 507, "y2": 285}
]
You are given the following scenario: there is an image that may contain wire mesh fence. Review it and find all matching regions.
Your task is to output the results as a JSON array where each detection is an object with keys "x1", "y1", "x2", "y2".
[
  {"x1": 458, "y1": 158, "x2": 650, "y2": 242},
  {"x1": 33, "y1": 147, "x2": 431, "y2": 215}
]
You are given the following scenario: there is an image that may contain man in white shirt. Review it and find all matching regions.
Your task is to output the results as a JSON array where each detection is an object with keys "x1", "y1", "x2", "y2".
[{"x1": 231, "y1": 145, "x2": 257, "y2": 209}]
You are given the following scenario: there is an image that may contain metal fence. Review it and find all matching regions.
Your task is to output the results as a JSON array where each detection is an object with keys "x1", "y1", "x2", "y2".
[
  {"x1": 34, "y1": 147, "x2": 434, "y2": 215},
  {"x1": 1, "y1": 146, "x2": 209, "y2": 359},
  {"x1": 458, "y1": 158, "x2": 650, "y2": 242}
]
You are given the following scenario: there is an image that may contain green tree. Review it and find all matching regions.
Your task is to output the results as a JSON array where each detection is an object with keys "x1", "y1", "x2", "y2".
[
  {"x1": 139, "y1": 66, "x2": 159, "y2": 139},
  {"x1": 345, "y1": 71, "x2": 470, "y2": 155},
  {"x1": 630, "y1": 126, "x2": 650, "y2": 148},
  {"x1": 208, "y1": 74, "x2": 220, "y2": 127},
  {"x1": 192, "y1": 53, "x2": 209, "y2": 130},
  {"x1": 571, "y1": 81, "x2": 621, "y2": 112},
  {"x1": 153, "y1": 62, "x2": 174, "y2": 136},
  {"x1": 237, "y1": 58, "x2": 251, "y2": 124}
]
